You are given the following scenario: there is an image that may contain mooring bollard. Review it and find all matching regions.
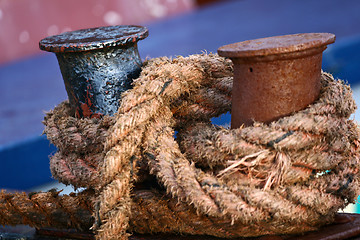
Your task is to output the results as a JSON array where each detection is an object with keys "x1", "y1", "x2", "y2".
[
  {"x1": 218, "y1": 33, "x2": 335, "y2": 128},
  {"x1": 39, "y1": 25, "x2": 148, "y2": 118}
]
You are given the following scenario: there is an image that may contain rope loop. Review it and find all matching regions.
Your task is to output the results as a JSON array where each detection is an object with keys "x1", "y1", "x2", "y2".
[{"x1": 1, "y1": 54, "x2": 359, "y2": 240}]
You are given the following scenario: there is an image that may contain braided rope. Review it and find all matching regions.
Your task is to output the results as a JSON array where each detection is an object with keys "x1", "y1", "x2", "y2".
[{"x1": 1, "y1": 54, "x2": 360, "y2": 240}]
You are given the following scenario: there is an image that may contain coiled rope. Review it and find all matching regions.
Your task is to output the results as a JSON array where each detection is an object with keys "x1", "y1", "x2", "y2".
[{"x1": 1, "y1": 54, "x2": 360, "y2": 240}]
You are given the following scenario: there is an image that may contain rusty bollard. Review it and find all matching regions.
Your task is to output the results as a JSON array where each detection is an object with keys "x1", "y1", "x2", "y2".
[
  {"x1": 39, "y1": 25, "x2": 148, "y2": 118},
  {"x1": 218, "y1": 33, "x2": 335, "y2": 128}
]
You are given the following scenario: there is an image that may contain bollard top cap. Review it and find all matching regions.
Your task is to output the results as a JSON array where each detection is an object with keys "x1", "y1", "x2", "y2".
[
  {"x1": 39, "y1": 25, "x2": 148, "y2": 53},
  {"x1": 218, "y1": 33, "x2": 335, "y2": 59}
]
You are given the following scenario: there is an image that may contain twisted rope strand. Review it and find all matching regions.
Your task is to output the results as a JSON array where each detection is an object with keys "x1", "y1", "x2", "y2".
[
  {"x1": 1, "y1": 54, "x2": 359, "y2": 240},
  {"x1": 0, "y1": 190, "x2": 94, "y2": 230}
]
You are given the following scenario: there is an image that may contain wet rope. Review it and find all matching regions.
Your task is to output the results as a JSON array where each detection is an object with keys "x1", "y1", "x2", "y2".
[{"x1": 1, "y1": 54, "x2": 360, "y2": 240}]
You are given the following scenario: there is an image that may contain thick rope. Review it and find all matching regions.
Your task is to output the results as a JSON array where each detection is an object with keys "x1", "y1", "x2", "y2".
[
  {"x1": 0, "y1": 189, "x2": 94, "y2": 230},
  {"x1": 1, "y1": 54, "x2": 360, "y2": 240}
]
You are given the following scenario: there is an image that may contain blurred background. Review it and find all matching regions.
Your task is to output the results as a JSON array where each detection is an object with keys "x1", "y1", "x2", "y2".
[{"x1": 1, "y1": 0, "x2": 360, "y2": 212}]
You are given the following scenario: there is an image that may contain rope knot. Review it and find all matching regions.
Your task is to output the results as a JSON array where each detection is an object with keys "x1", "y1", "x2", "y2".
[{"x1": 38, "y1": 54, "x2": 360, "y2": 240}]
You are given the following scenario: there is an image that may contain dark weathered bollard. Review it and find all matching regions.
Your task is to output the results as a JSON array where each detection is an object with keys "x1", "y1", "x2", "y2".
[
  {"x1": 218, "y1": 33, "x2": 335, "y2": 128},
  {"x1": 39, "y1": 25, "x2": 148, "y2": 118}
]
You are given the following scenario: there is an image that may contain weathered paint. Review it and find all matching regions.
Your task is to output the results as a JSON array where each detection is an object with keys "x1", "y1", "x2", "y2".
[
  {"x1": 39, "y1": 25, "x2": 148, "y2": 118},
  {"x1": 39, "y1": 25, "x2": 148, "y2": 53}
]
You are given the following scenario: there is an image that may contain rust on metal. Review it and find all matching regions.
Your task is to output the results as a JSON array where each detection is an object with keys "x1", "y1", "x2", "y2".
[
  {"x1": 39, "y1": 25, "x2": 148, "y2": 118},
  {"x1": 39, "y1": 25, "x2": 148, "y2": 53},
  {"x1": 218, "y1": 33, "x2": 335, "y2": 128}
]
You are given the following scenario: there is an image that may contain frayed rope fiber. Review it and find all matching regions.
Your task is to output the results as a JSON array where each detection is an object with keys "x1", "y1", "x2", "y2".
[{"x1": 1, "y1": 54, "x2": 360, "y2": 240}]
